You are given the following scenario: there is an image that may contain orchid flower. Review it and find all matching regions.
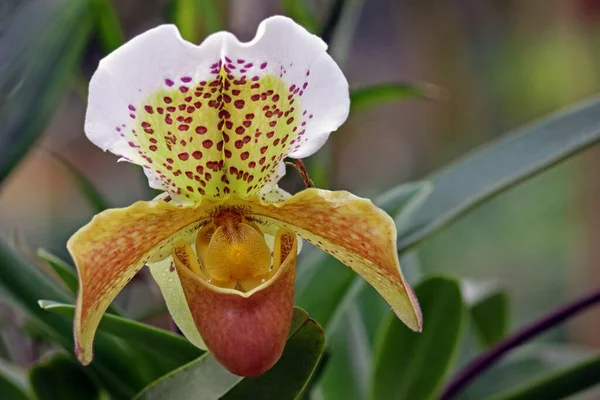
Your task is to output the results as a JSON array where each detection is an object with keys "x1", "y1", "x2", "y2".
[{"x1": 68, "y1": 16, "x2": 422, "y2": 377}]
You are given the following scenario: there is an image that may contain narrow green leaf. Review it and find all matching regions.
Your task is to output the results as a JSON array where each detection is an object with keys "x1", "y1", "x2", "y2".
[
  {"x1": 0, "y1": 358, "x2": 30, "y2": 400},
  {"x1": 0, "y1": 239, "x2": 147, "y2": 399},
  {"x1": 350, "y1": 83, "x2": 445, "y2": 114},
  {"x1": 39, "y1": 301, "x2": 202, "y2": 366},
  {"x1": 133, "y1": 307, "x2": 319, "y2": 400},
  {"x1": 171, "y1": 0, "x2": 199, "y2": 43},
  {"x1": 370, "y1": 276, "x2": 465, "y2": 400},
  {"x1": 29, "y1": 354, "x2": 101, "y2": 400},
  {"x1": 322, "y1": 0, "x2": 365, "y2": 64},
  {"x1": 463, "y1": 282, "x2": 510, "y2": 349},
  {"x1": 197, "y1": 0, "x2": 224, "y2": 35},
  {"x1": 92, "y1": 0, "x2": 124, "y2": 54},
  {"x1": 36, "y1": 249, "x2": 79, "y2": 295},
  {"x1": 282, "y1": 0, "x2": 319, "y2": 33},
  {"x1": 46, "y1": 151, "x2": 111, "y2": 213},
  {"x1": 492, "y1": 355, "x2": 600, "y2": 400},
  {"x1": 0, "y1": 0, "x2": 92, "y2": 184},
  {"x1": 397, "y1": 95, "x2": 600, "y2": 251},
  {"x1": 317, "y1": 304, "x2": 372, "y2": 400},
  {"x1": 459, "y1": 343, "x2": 593, "y2": 399}
]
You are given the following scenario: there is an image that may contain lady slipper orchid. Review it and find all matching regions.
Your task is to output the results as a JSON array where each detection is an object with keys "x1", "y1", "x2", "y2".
[{"x1": 68, "y1": 16, "x2": 422, "y2": 377}]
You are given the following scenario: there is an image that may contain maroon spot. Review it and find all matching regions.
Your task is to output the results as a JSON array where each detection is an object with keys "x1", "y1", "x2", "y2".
[
  {"x1": 266, "y1": 131, "x2": 275, "y2": 138},
  {"x1": 243, "y1": 121, "x2": 252, "y2": 128},
  {"x1": 248, "y1": 161, "x2": 256, "y2": 168},
  {"x1": 149, "y1": 145, "x2": 158, "y2": 151},
  {"x1": 260, "y1": 146, "x2": 268, "y2": 154},
  {"x1": 192, "y1": 151, "x2": 203, "y2": 159},
  {"x1": 251, "y1": 94, "x2": 260, "y2": 101},
  {"x1": 196, "y1": 126, "x2": 208, "y2": 135},
  {"x1": 269, "y1": 121, "x2": 277, "y2": 127},
  {"x1": 224, "y1": 149, "x2": 232, "y2": 158},
  {"x1": 232, "y1": 89, "x2": 241, "y2": 96},
  {"x1": 194, "y1": 102, "x2": 202, "y2": 109},
  {"x1": 178, "y1": 153, "x2": 189, "y2": 161},
  {"x1": 164, "y1": 97, "x2": 172, "y2": 104},
  {"x1": 144, "y1": 105, "x2": 154, "y2": 113},
  {"x1": 274, "y1": 138, "x2": 280, "y2": 146},
  {"x1": 181, "y1": 76, "x2": 192, "y2": 83},
  {"x1": 179, "y1": 86, "x2": 189, "y2": 93},
  {"x1": 235, "y1": 126, "x2": 245, "y2": 135},
  {"x1": 217, "y1": 141, "x2": 223, "y2": 151},
  {"x1": 178, "y1": 124, "x2": 189, "y2": 131},
  {"x1": 186, "y1": 171, "x2": 194, "y2": 179},
  {"x1": 240, "y1": 151, "x2": 249, "y2": 160},
  {"x1": 166, "y1": 158, "x2": 174, "y2": 164},
  {"x1": 203, "y1": 140, "x2": 213, "y2": 148},
  {"x1": 234, "y1": 99, "x2": 245, "y2": 109},
  {"x1": 287, "y1": 117, "x2": 294, "y2": 124},
  {"x1": 165, "y1": 79, "x2": 174, "y2": 87},
  {"x1": 235, "y1": 140, "x2": 243, "y2": 149}
]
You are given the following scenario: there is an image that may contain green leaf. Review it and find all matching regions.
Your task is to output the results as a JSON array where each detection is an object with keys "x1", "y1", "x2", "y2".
[
  {"x1": 282, "y1": 0, "x2": 319, "y2": 33},
  {"x1": 197, "y1": 0, "x2": 224, "y2": 36},
  {"x1": 39, "y1": 301, "x2": 202, "y2": 367},
  {"x1": 36, "y1": 249, "x2": 79, "y2": 295},
  {"x1": 350, "y1": 83, "x2": 445, "y2": 114},
  {"x1": 46, "y1": 151, "x2": 111, "y2": 213},
  {"x1": 458, "y1": 343, "x2": 594, "y2": 399},
  {"x1": 492, "y1": 355, "x2": 600, "y2": 400},
  {"x1": 134, "y1": 307, "x2": 323, "y2": 400},
  {"x1": 36, "y1": 249, "x2": 122, "y2": 316},
  {"x1": 0, "y1": 0, "x2": 92, "y2": 184},
  {"x1": 370, "y1": 275, "x2": 465, "y2": 400},
  {"x1": 91, "y1": 0, "x2": 124, "y2": 54},
  {"x1": 0, "y1": 358, "x2": 30, "y2": 400},
  {"x1": 462, "y1": 281, "x2": 510, "y2": 349},
  {"x1": 170, "y1": 0, "x2": 199, "y2": 42},
  {"x1": 29, "y1": 353, "x2": 101, "y2": 400},
  {"x1": 317, "y1": 304, "x2": 372, "y2": 400},
  {"x1": 0, "y1": 239, "x2": 148, "y2": 399},
  {"x1": 397, "y1": 95, "x2": 600, "y2": 251},
  {"x1": 322, "y1": 0, "x2": 365, "y2": 64}
]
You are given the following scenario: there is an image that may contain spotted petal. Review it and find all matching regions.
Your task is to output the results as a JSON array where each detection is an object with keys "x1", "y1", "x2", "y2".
[
  {"x1": 67, "y1": 199, "x2": 222, "y2": 364},
  {"x1": 85, "y1": 16, "x2": 349, "y2": 203},
  {"x1": 243, "y1": 189, "x2": 422, "y2": 331}
]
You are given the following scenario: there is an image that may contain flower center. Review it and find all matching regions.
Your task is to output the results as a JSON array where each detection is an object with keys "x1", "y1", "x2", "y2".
[{"x1": 171, "y1": 210, "x2": 274, "y2": 292}]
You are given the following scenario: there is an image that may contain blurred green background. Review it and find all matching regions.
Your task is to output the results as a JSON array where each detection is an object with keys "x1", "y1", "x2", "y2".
[{"x1": 2, "y1": 0, "x2": 600, "y2": 398}]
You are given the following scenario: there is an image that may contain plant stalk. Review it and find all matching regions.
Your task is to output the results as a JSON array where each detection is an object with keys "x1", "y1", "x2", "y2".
[{"x1": 439, "y1": 287, "x2": 600, "y2": 399}]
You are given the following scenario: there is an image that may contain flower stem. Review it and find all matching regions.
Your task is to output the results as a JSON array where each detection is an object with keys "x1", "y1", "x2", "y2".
[{"x1": 439, "y1": 287, "x2": 600, "y2": 400}]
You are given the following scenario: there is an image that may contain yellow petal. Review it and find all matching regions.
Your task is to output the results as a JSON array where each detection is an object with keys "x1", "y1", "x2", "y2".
[
  {"x1": 67, "y1": 199, "x2": 220, "y2": 364},
  {"x1": 174, "y1": 227, "x2": 297, "y2": 376},
  {"x1": 241, "y1": 189, "x2": 422, "y2": 331}
]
